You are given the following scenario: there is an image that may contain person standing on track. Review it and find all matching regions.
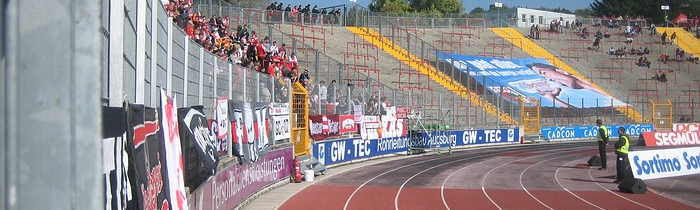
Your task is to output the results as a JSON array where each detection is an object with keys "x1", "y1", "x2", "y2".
[
  {"x1": 614, "y1": 127, "x2": 630, "y2": 183},
  {"x1": 596, "y1": 119, "x2": 609, "y2": 170}
]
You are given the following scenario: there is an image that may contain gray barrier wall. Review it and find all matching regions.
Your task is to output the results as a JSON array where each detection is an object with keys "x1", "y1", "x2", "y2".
[
  {"x1": 2, "y1": 0, "x2": 102, "y2": 209},
  {"x1": 103, "y1": 0, "x2": 285, "y2": 118}
]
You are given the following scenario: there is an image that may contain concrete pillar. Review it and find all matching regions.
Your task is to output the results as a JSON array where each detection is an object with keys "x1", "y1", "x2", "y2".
[{"x1": 2, "y1": 0, "x2": 103, "y2": 209}]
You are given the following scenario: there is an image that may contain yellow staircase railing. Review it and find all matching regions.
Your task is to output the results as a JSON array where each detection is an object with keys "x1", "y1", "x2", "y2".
[
  {"x1": 656, "y1": 27, "x2": 700, "y2": 57},
  {"x1": 490, "y1": 27, "x2": 648, "y2": 123},
  {"x1": 346, "y1": 26, "x2": 517, "y2": 124}
]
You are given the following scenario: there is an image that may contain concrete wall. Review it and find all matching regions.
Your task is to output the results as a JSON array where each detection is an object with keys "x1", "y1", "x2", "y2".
[{"x1": 2, "y1": 0, "x2": 102, "y2": 209}]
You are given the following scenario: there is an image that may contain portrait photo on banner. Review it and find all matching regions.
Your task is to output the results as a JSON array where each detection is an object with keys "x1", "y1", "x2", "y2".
[{"x1": 438, "y1": 53, "x2": 627, "y2": 108}]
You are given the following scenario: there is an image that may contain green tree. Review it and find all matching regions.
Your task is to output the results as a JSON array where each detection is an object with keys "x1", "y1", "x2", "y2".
[
  {"x1": 575, "y1": 8, "x2": 594, "y2": 18},
  {"x1": 410, "y1": 0, "x2": 463, "y2": 14},
  {"x1": 487, "y1": 4, "x2": 509, "y2": 11},
  {"x1": 369, "y1": 0, "x2": 411, "y2": 13},
  {"x1": 470, "y1": 7, "x2": 485, "y2": 14}
]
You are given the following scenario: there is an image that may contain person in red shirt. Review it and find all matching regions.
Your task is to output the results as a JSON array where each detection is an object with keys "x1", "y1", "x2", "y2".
[
  {"x1": 256, "y1": 39, "x2": 267, "y2": 66},
  {"x1": 185, "y1": 21, "x2": 195, "y2": 37},
  {"x1": 250, "y1": 31, "x2": 259, "y2": 46}
]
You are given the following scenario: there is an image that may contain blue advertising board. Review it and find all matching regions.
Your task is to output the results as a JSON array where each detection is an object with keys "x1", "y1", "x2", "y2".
[
  {"x1": 437, "y1": 53, "x2": 626, "y2": 108},
  {"x1": 313, "y1": 128, "x2": 520, "y2": 166},
  {"x1": 540, "y1": 124, "x2": 654, "y2": 140}
]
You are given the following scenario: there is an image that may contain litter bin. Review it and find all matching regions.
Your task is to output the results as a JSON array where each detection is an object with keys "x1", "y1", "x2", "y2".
[{"x1": 304, "y1": 170, "x2": 315, "y2": 182}]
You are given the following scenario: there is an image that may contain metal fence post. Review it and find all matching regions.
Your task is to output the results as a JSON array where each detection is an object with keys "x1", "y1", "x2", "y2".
[{"x1": 255, "y1": 72, "x2": 260, "y2": 101}]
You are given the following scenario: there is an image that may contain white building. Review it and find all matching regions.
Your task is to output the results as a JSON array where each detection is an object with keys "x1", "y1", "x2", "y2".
[{"x1": 485, "y1": 7, "x2": 576, "y2": 28}]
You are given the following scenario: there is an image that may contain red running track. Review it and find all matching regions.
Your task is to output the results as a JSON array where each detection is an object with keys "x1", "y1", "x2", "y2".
[{"x1": 280, "y1": 141, "x2": 700, "y2": 210}]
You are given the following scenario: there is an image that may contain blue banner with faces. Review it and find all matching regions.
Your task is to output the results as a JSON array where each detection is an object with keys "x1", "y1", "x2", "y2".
[
  {"x1": 541, "y1": 124, "x2": 654, "y2": 140},
  {"x1": 437, "y1": 53, "x2": 626, "y2": 108}
]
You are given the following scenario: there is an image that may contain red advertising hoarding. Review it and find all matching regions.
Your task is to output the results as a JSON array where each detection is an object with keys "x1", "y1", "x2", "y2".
[
  {"x1": 642, "y1": 131, "x2": 700, "y2": 147},
  {"x1": 339, "y1": 115, "x2": 356, "y2": 134}
]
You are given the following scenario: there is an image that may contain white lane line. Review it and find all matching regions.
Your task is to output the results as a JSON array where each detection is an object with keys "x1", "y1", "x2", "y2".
[
  {"x1": 439, "y1": 158, "x2": 501, "y2": 210},
  {"x1": 586, "y1": 164, "x2": 656, "y2": 210},
  {"x1": 393, "y1": 155, "x2": 501, "y2": 210},
  {"x1": 439, "y1": 145, "x2": 579, "y2": 210},
  {"x1": 343, "y1": 146, "x2": 517, "y2": 210},
  {"x1": 554, "y1": 157, "x2": 605, "y2": 210},
  {"x1": 480, "y1": 149, "x2": 582, "y2": 210},
  {"x1": 517, "y1": 154, "x2": 586, "y2": 210},
  {"x1": 659, "y1": 180, "x2": 679, "y2": 196}
]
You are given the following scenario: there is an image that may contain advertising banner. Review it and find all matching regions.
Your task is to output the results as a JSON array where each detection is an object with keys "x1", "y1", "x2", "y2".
[
  {"x1": 437, "y1": 53, "x2": 626, "y2": 108},
  {"x1": 272, "y1": 116, "x2": 291, "y2": 141},
  {"x1": 353, "y1": 105, "x2": 363, "y2": 123},
  {"x1": 339, "y1": 115, "x2": 357, "y2": 134},
  {"x1": 314, "y1": 128, "x2": 520, "y2": 166},
  {"x1": 102, "y1": 106, "x2": 136, "y2": 210},
  {"x1": 126, "y1": 103, "x2": 172, "y2": 210},
  {"x1": 410, "y1": 128, "x2": 520, "y2": 149},
  {"x1": 629, "y1": 147, "x2": 700, "y2": 180},
  {"x1": 540, "y1": 124, "x2": 654, "y2": 140},
  {"x1": 213, "y1": 98, "x2": 230, "y2": 156},
  {"x1": 269, "y1": 103, "x2": 290, "y2": 142},
  {"x1": 360, "y1": 116, "x2": 382, "y2": 140},
  {"x1": 187, "y1": 147, "x2": 293, "y2": 210},
  {"x1": 160, "y1": 90, "x2": 189, "y2": 210},
  {"x1": 314, "y1": 136, "x2": 412, "y2": 165},
  {"x1": 309, "y1": 115, "x2": 340, "y2": 140},
  {"x1": 674, "y1": 123, "x2": 700, "y2": 132},
  {"x1": 641, "y1": 131, "x2": 700, "y2": 147},
  {"x1": 215, "y1": 98, "x2": 229, "y2": 139},
  {"x1": 269, "y1": 103, "x2": 290, "y2": 116},
  {"x1": 229, "y1": 101, "x2": 271, "y2": 163},
  {"x1": 178, "y1": 107, "x2": 219, "y2": 174}
]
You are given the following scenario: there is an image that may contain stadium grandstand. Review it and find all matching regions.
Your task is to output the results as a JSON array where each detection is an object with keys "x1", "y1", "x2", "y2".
[{"x1": 3, "y1": 0, "x2": 700, "y2": 209}]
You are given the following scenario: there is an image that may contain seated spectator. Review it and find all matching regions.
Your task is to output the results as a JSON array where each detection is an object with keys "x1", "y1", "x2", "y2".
[
  {"x1": 603, "y1": 30, "x2": 611, "y2": 38},
  {"x1": 637, "y1": 56, "x2": 651, "y2": 68},
  {"x1": 288, "y1": 52, "x2": 298, "y2": 71},
  {"x1": 658, "y1": 53, "x2": 671, "y2": 63},
  {"x1": 689, "y1": 54, "x2": 700, "y2": 64},
  {"x1": 649, "y1": 24, "x2": 657, "y2": 36},
  {"x1": 637, "y1": 46, "x2": 645, "y2": 55},
  {"x1": 654, "y1": 71, "x2": 668, "y2": 82},
  {"x1": 643, "y1": 47, "x2": 650, "y2": 54},
  {"x1": 590, "y1": 37, "x2": 601, "y2": 51},
  {"x1": 595, "y1": 30, "x2": 603, "y2": 39},
  {"x1": 630, "y1": 46, "x2": 638, "y2": 54},
  {"x1": 608, "y1": 47, "x2": 616, "y2": 55},
  {"x1": 625, "y1": 36, "x2": 634, "y2": 44},
  {"x1": 580, "y1": 27, "x2": 589, "y2": 39}
]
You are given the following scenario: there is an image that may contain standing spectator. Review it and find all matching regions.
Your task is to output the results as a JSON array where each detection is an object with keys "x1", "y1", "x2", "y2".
[
  {"x1": 318, "y1": 81, "x2": 327, "y2": 104},
  {"x1": 347, "y1": 79, "x2": 355, "y2": 96},
  {"x1": 596, "y1": 119, "x2": 609, "y2": 170},
  {"x1": 661, "y1": 31, "x2": 668, "y2": 45},
  {"x1": 671, "y1": 32, "x2": 677, "y2": 45},
  {"x1": 327, "y1": 80, "x2": 337, "y2": 103}
]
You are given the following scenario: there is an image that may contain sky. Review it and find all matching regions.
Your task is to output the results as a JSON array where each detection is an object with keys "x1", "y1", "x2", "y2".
[{"x1": 277, "y1": 0, "x2": 596, "y2": 13}]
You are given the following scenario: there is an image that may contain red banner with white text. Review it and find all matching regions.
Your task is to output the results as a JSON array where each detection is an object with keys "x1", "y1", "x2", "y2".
[
  {"x1": 642, "y1": 131, "x2": 700, "y2": 147},
  {"x1": 309, "y1": 115, "x2": 340, "y2": 140},
  {"x1": 673, "y1": 123, "x2": 700, "y2": 132}
]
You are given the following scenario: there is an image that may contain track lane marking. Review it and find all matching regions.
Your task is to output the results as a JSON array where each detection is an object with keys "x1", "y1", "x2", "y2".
[{"x1": 554, "y1": 157, "x2": 606, "y2": 210}]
